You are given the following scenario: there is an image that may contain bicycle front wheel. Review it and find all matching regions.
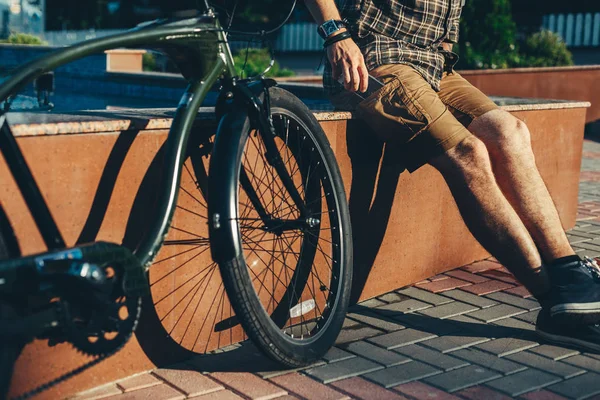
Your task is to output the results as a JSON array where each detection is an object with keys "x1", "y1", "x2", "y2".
[{"x1": 209, "y1": 87, "x2": 353, "y2": 367}]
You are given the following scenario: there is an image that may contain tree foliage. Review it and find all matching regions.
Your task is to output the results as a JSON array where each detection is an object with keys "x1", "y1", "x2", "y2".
[{"x1": 455, "y1": 0, "x2": 573, "y2": 69}]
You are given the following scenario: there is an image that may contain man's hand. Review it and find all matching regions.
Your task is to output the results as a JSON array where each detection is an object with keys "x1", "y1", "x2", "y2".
[
  {"x1": 441, "y1": 42, "x2": 453, "y2": 52},
  {"x1": 327, "y1": 31, "x2": 369, "y2": 93}
]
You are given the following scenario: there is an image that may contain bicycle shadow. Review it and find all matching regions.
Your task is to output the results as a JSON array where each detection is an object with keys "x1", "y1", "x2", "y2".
[
  {"x1": 171, "y1": 306, "x2": 538, "y2": 374},
  {"x1": 344, "y1": 121, "x2": 408, "y2": 304}
]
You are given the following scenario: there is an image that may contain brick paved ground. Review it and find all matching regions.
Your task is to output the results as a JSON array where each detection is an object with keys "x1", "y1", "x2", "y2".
[{"x1": 76, "y1": 140, "x2": 600, "y2": 400}]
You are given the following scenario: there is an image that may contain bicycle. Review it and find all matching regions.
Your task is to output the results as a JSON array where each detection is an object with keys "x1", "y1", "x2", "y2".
[{"x1": 0, "y1": 2, "x2": 353, "y2": 398}]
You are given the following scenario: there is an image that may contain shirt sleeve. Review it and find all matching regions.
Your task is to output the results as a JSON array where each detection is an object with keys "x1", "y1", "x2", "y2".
[{"x1": 445, "y1": 18, "x2": 460, "y2": 43}]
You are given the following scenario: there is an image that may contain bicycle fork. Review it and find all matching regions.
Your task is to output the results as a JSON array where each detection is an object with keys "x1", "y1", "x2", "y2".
[{"x1": 236, "y1": 80, "x2": 310, "y2": 231}]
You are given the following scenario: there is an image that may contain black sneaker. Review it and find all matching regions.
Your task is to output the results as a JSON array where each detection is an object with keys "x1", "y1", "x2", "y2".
[
  {"x1": 545, "y1": 255, "x2": 600, "y2": 324},
  {"x1": 536, "y1": 308, "x2": 600, "y2": 354}
]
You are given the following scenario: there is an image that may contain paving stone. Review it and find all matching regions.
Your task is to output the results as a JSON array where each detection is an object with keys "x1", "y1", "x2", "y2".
[
  {"x1": 394, "y1": 344, "x2": 469, "y2": 371},
  {"x1": 303, "y1": 356, "x2": 383, "y2": 384},
  {"x1": 396, "y1": 286, "x2": 454, "y2": 305},
  {"x1": 520, "y1": 390, "x2": 570, "y2": 400},
  {"x1": 112, "y1": 384, "x2": 186, "y2": 400},
  {"x1": 366, "y1": 328, "x2": 437, "y2": 350},
  {"x1": 375, "y1": 299, "x2": 432, "y2": 314},
  {"x1": 424, "y1": 364, "x2": 501, "y2": 392},
  {"x1": 567, "y1": 233, "x2": 594, "y2": 244},
  {"x1": 75, "y1": 384, "x2": 122, "y2": 400},
  {"x1": 451, "y1": 348, "x2": 529, "y2": 375},
  {"x1": 479, "y1": 270, "x2": 520, "y2": 285},
  {"x1": 492, "y1": 317, "x2": 536, "y2": 331},
  {"x1": 514, "y1": 310, "x2": 541, "y2": 324},
  {"x1": 443, "y1": 289, "x2": 498, "y2": 308},
  {"x1": 418, "y1": 301, "x2": 480, "y2": 319},
  {"x1": 575, "y1": 248, "x2": 600, "y2": 258},
  {"x1": 504, "y1": 285, "x2": 533, "y2": 299},
  {"x1": 210, "y1": 372, "x2": 287, "y2": 400},
  {"x1": 572, "y1": 241, "x2": 600, "y2": 252},
  {"x1": 342, "y1": 317, "x2": 361, "y2": 329},
  {"x1": 529, "y1": 345, "x2": 580, "y2": 361},
  {"x1": 269, "y1": 373, "x2": 349, "y2": 400},
  {"x1": 476, "y1": 337, "x2": 539, "y2": 357},
  {"x1": 347, "y1": 310, "x2": 406, "y2": 332},
  {"x1": 562, "y1": 355, "x2": 600, "y2": 373},
  {"x1": 548, "y1": 372, "x2": 600, "y2": 399},
  {"x1": 322, "y1": 347, "x2": 356, "y2": 363},
  {"x1": 467, "y1": 304, "x2": 527, "y2": 323},
  {"x1": 455, "y1": 385, "x2": 513, "y2": 400},
  {"x1": 116, "y1": 373, "x2": 162, "y2": 392},
  {"x1": 446, "y1": 314, "x2": 519, "y2": 339},
  {"x1": 378, "y1": 292, "x2": 408, "y2": 303},
  {"x1": 195, "y1": 390, "x2": 244, "y2": 400},
  {"x1": 153, "y1": 369, "x2": 224, "y2": 397},
  {"x1": 444, "y1": 269, "x2": 491, "y2": 284},
  {"x1": 391, "y1": 313, "x2": 461, "y2": 336},
  {"x1": 329, "y1": 377, "x2": 407, "y2": 400},
  {"x1": 505, "y1": 351, "x2": 586, "y2": 379},
  {"x1": 485, "y1": 292, "x2": 541, "y2": 311},
  {"x1": 357, "y1": 298, "x2": 387, "y2": 308},
  {"x1": 335, "y1": 325, "x2": 384, "y2": 345},
  {"x1": 393, "y1": 381, "x2": 462, "y2": 399},
  {"x1": 584, "y1": 353, "x2": 600, "y2": 361},
  {"x1": 416, "y1": 278, "x2": 472, "y2": 293},
  {"x1": 420, "y1": 334, "x2": 491, "y2": 353},
  {"x1": 462, "y1": 260, "x2": 503, "y2": 273},
  {"x1": 461, "y1": 280, "x2": 515, "y2": 296},
  {"x1": 567, "y1": 231, "x2": 599, "y2": 240},
  {"x1": 342, "y1": 340, "x2": 411, "y2": 367},
  {"x1": 363, "y1": 360, "x2": 441, "y2": 388},
  {"x1": 485, "y1": 369, "x2": 562, "y2": 397}
]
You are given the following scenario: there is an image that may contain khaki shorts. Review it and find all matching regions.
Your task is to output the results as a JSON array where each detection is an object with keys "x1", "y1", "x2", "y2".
[{"x1": 330, "y1": 64, "x2": 499, "y2": 172}]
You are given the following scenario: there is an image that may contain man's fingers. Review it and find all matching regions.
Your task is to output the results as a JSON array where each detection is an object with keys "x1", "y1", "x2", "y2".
[
  {"x1": 351, "y1": 67, "x2": 360, "y2": 92},
  {"x1": 342, "y1": 64, "x2": 352, "y2": 91},
  {"x1": 358, "y1": 64, "x2": 369, "y2": 93}
]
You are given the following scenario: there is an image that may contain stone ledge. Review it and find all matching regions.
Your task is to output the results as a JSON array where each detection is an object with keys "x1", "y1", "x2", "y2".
[{"x1": 7, "y1": 98, "x2": 591, "y2": 137}]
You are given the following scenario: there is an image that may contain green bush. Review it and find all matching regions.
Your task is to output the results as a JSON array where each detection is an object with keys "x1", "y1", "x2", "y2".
[
  {"x1": 233, "y1": 48, "x2": 295, "y2": 78},
  {"x1": 455, "y1": 0, "x2": 572, "y2": 69},
  {"x1": 456, "y1": 0, "x2": 520, "y2": 69},
  {"x1": 0, "y1": 33, "x2": 47, "y2": 45},
  {"x1": 517, "y1": 30, "x2": 573, "y2": 67},
  {"x1": 143, "y1": 52, "x2": 157, "y2": 72}
]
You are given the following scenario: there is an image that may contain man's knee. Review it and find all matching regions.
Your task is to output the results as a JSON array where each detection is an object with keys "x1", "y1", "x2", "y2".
[
  {"x1": 430, "y1": 135, "x2": 492, "y2": 177},
  {"x1": 469, "y1": 109, "x2": 532, "y2": 156}
]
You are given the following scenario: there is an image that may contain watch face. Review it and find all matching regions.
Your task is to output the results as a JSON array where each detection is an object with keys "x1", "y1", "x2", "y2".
[{"x1": 323, "y1": 20, "x2": 339, "y2": 36}]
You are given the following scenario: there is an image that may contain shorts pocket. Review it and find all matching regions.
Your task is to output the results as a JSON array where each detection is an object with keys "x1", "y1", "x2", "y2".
[{"x1": 356, "y1": 78, "x2": 426, "y2": 142}]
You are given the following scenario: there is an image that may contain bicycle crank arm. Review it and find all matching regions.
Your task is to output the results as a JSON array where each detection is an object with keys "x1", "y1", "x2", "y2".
[
  {"x1": 0, "y1": 242, "x2": 148, "y2": 298},
  {"x1": 0, "y1": 306, "x2": 59, "y2": 339}
]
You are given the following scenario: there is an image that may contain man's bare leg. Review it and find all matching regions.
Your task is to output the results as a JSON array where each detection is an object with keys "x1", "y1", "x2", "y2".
[
  {"x1": 468, "y1": 109, "x2": 575, "y2": 262},
  {"x1": 429, "y1": 135, "x2": 551, "y2": 296}
]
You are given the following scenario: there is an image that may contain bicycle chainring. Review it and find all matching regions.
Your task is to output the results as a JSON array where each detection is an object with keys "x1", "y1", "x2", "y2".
[{"x1": 62, "y1": 262, "x2": 142, "y2": 356}]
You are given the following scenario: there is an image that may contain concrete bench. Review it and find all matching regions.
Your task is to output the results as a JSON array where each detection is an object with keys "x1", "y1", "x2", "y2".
[{"x1": 1, "y1": 97, "x2": 589, "y2": 398}]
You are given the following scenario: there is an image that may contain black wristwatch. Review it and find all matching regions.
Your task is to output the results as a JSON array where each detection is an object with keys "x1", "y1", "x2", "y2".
[{"x1": 317, "y1": 19, "x2": 348, "y2": 39}]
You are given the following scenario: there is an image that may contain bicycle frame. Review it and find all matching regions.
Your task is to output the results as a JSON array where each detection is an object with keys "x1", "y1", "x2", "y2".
[{"x1": 0, "y1": 11, "x2": 236, "y2": 269}]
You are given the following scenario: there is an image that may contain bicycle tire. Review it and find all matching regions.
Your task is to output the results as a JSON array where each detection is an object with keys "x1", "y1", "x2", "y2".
[
  {"x1": 209, "y1": 87, "x2": 353, "y2": 366},
  {"x1": 0, "y1": 204, "x2": 23, "y2": 400}
]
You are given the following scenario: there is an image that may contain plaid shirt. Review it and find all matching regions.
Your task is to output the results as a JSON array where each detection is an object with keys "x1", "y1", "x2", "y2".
[{"x1": 323, "y1": 0, "x2": 464, "y2": 95}]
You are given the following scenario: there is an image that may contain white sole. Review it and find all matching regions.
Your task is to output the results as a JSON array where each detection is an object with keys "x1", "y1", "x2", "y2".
[
  {"x1": 536, "y1": 327, "x2": 600, "y2": 353},
  {"x1": 551, "y1": 302, "x2": 600, "y2": 314}
]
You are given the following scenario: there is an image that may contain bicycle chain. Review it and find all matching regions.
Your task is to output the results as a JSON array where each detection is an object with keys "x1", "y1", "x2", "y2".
[{"x1": 10, "y1": 297, "x2": 141, "y2": 400}]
